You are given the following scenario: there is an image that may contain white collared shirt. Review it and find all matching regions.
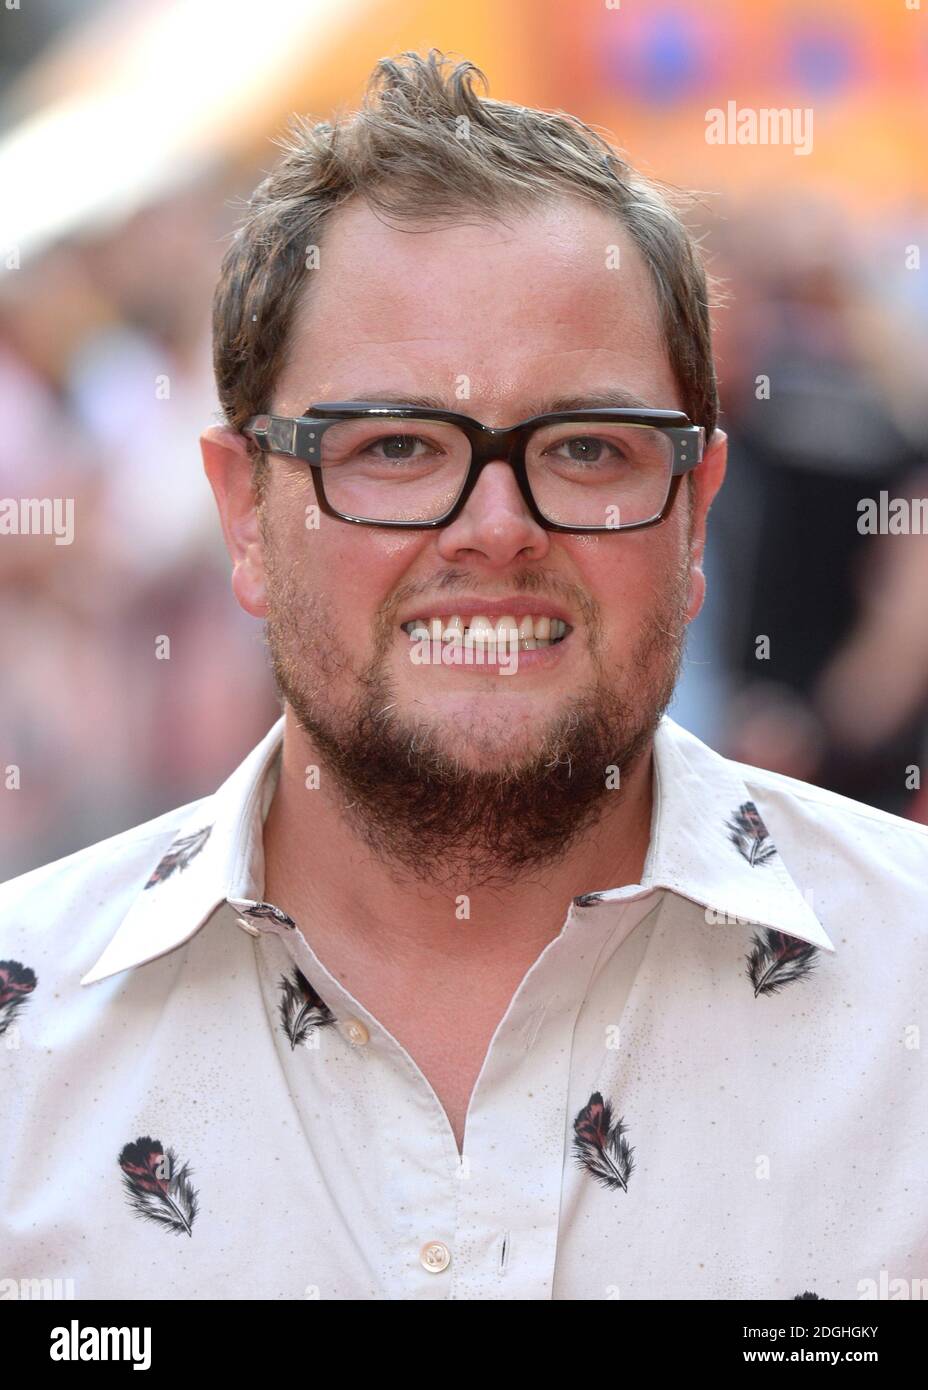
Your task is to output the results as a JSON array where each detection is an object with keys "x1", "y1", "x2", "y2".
[{"x1": 2, "y1": 714, "x2": 926, "y2": 1301}]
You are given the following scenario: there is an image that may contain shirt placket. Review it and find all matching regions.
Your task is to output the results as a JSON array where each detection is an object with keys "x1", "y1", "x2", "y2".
[
  {"x1": 233, "y1": 888, "x2": 662, "y2": 1299},
  {"x1": 447, "y1": 888, "x2": 664, "y2": 1299},
  {"x1": 239, "y1": 902, "x2": 461, "y2": 1298}
]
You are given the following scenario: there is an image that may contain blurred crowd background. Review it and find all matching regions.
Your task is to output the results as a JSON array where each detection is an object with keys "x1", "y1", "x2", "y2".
[{"x1": 2, "y1": 0, "x2": 928, "y2": 879}]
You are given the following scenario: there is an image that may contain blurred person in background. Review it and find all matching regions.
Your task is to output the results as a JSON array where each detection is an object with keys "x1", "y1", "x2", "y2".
[
  {"x1": 0, "y1": 189, "x2": 278, "y2": 879},
  {"x1": 714, "y1": 212, "x2": 928, "y2": 816}
]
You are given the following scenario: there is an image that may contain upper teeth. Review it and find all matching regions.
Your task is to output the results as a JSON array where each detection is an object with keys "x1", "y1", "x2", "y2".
[{"x1": 401, "y1": 614, "x2": 569, "y2": 647}]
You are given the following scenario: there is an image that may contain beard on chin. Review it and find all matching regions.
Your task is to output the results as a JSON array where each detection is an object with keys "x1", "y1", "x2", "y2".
[{"x1": 263, "y1": 557, "x2": 689, "y2": 894}]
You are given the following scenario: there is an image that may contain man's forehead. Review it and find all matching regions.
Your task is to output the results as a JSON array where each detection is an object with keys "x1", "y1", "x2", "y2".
[
  {"x1": 277, "y1": 197, "x2": 678, "y2": 412},
  {"x1": 296, "y1": 196, "x2": 657, "y2": 318},
  {"x1": 321, "y1": 191, "x2": 632, "y2": 252},
  {"x1": 282, "y1": 386, "x2": 658, "y2": 414}
]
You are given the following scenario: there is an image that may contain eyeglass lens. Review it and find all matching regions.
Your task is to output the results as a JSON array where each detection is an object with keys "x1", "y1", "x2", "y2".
[{"x1": 315, "y1": 415, "x2": 675, "y2": 526}]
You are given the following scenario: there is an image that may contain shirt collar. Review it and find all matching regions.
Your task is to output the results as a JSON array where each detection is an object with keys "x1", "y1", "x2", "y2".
[
  {"x1": 80, "y1": 712, "x2": 834, "y2": 987},
  {"x1": 80, "y1": 717, "x2": 285, "y2": 986},
  {"x1": 640, "y1": 717, "x2": 833, "y2": 950}
]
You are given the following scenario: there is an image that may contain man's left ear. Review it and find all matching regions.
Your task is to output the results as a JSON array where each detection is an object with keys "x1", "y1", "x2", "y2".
[{"x1": 686, "y1": 427, "x2": 727, "y2": 622}]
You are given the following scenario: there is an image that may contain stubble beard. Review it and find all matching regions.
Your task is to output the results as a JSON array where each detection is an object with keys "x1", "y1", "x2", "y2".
[{"x1": 263, "y1": 547, "x2": 690, "y2": 895}]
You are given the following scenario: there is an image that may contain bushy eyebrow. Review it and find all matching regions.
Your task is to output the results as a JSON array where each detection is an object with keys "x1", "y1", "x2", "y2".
[{"x1": 334, "y1": 387, "x2": 655, "y2": 414}]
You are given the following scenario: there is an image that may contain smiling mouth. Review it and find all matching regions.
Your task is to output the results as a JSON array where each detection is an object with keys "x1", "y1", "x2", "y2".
[{"x1": 400, "y1": 613, "x2": 572, "y2": 650}]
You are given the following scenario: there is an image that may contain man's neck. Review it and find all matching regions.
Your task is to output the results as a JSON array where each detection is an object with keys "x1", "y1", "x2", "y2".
[{"x1": 261, "y1": 707, "x2": 655, "y2": 989}]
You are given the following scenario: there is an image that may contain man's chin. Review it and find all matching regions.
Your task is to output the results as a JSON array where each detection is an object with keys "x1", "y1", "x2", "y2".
[
  {"x1": 276, "y1": 662, "x2": 665, "y2": 890},
  {"x1": 381, "y1": 706, "x2": 568, "y2": 778}
]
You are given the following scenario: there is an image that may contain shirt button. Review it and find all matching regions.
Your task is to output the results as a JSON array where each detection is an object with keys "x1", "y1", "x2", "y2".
[
  {"x1": 419, "y1": 1241, "x2": 451, "y2": 1273},
  {"x1": 339, "y1": 1018, "x2": 370, "y2": 1046},
  {"x1": 235, "y1": 917, "x2": 261, "y2": 937}
]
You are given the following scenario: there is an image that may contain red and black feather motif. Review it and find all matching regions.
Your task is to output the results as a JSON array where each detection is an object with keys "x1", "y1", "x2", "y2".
[
  {"x1": 118, "y1": 1136, "x2": 199, "y2": 1236},
  {"x1": 0, "y1": 960, "x2": 37, "y2": 1036},
  {"x1": 573, "y1": 1091, "x2": 635, "y2": 1192},
  {"x1": 747, "y1": 928, "x2": 819, "y2": 997},
  {"x1": 727, "y1": 801, "x2": 777, "y2": 867},
  {"x1": 278, "y1": 966, "x2": 336, "y2": 1049},
  {"x1": 144, "y1": 826, "x2": 212, "y2": 890}
]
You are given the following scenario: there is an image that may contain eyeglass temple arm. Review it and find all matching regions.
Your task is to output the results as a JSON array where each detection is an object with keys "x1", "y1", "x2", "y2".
[{"x1": 243, "y1": 415, "x2": 301, "y2": 456}]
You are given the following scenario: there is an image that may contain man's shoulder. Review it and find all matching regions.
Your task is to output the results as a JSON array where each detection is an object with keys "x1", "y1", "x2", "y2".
[
  {"x1": 733, "y1": 752, "x2": 927, "y2": 838},
  {"x1": 0, "y1": 797, "x2": 212, "y2": 931},
  {"x1": 667, "y1": 716, "x2": 927, "y2": 850},
  {"x1": 726, "y1": 750, "x2": 928, "y2": 896},
  {"x1": 0, "y1": 797, "x2": 221, "y2": 992}
]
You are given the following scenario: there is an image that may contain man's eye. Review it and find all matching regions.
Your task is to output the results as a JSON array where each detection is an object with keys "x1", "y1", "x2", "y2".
[
  {"x1": 549, "y1": 437, "x2": 624, "y2": 467},
  {"x1": 363, "y1": 434, "x2": 435, "y2": 461}
]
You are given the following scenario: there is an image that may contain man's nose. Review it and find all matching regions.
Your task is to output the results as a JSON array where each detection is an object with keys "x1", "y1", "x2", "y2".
[{"x1": 435, "y1": 458, "x2": 551, "y2": 565}]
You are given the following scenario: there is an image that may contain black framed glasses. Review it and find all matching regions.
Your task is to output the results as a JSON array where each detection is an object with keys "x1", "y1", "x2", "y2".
[{"x1": 241, "y1": 401, "x2": 706, "y2": 532}]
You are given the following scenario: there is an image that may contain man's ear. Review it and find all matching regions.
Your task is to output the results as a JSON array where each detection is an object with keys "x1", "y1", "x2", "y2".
[
  {"x1": 200, "y1": 424, "x2": 269, "y2": 619},
  {"x1": 685, "y1": 427, "x2": 727, "y2": 623}
]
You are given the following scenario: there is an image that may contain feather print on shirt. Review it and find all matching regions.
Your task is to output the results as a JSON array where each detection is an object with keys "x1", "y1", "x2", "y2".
[
  {"x1": 573, "y1": 1091, "x2": 636, "y2": 1192},
  {"x1": 0, "y1": 960, "x2": 37, "y2": 1036},
  {"x1": 143, "y1": 826, "x2": 212, "y2": 889},
  {"x1": 118, "y1": 1137, "x2": 199, "y2": 1236},
  {"x1": 727, "y1": 801, "x2": 777, "y2": 866},
  {"x1": 747, "y1": 928, "x2": 819, "y2": 997},
  {"x1": 235, "y1": 901, "x2": 297, "y2": 929},
  {"x1": 278, "y1": 966, "x2": 336, "y2": 1049}
]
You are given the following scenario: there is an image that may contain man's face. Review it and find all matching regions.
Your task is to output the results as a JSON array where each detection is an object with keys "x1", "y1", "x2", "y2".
[{"x1": 204, "y1": 196, "x2": 726, "y2": 890}]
